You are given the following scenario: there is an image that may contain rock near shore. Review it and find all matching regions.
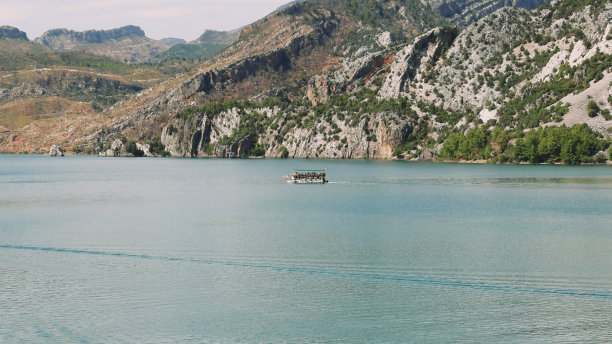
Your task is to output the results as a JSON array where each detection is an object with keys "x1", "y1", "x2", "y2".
[{"x1": 49, "y1": 145, "x2": 64, "y2": 156}]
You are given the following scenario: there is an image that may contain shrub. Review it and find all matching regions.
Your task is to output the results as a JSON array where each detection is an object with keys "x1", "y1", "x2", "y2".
[
  {"x1": 125, "y1": 141, "x2": 144, "y2": 157},
  {"x1": 147, "y1": 136, "x2": 168, "y2": 157},
  {"x1": 594, "y1": 153, "x2": 607, "y2": 164},
  {"x1": 280, "y1": 146, "x2": 289, "y2": 159},
  {"x1": 587, "y1": 100, "x2": 600, "y2": 117}
]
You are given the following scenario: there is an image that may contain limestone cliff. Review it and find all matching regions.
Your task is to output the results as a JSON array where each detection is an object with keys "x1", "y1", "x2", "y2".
[
  {"x1": 35, "y1": 26, "x2": 168, "y2": 63},
  {"x1": 161, "y1": 105, "x2": 415, "y2": 159},
  {"x1": 0, "y1": 26, "x2": 28, "y2": 40}
]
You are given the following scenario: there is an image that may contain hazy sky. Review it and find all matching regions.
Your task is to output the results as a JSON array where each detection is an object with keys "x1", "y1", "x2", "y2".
[{"x1": 0, "y1": 0, "x2": 291, "y2": 41}]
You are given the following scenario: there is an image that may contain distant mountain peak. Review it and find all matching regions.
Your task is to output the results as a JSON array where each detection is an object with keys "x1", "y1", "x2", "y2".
[
  {"x1": 275, "y1": 0, "x2": 307, "y2": 12},
  {"x1": 0, "y1": 25, "x2": 29, "y2": 41},
  {"x1": 192, "y1": 29, "x2": 240, "y2": 45},
  {"x1": 37, "y1": 25, "x2": 146, "y2": 44},
  {"x1": 159, "y1": 37, "x2": 187, "y2": 46},
  {"x1": 33, "y1": 25, "x2": 166, "y2": 63}
]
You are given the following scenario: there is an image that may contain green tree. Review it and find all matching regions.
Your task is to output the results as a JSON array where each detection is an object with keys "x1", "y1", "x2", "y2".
[
  {"x1": 587, "y1": 100, "x2": 600, "y2": 117},
  {"x1": 280, "y1": 146, "x2": 289, "y2": 159}
]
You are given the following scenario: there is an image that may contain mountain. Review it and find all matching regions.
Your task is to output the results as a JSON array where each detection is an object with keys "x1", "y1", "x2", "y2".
[
  {"x1": 2, "y1": 0, "x2": 611, "y2": 163},
  {"x1": 159, "y1": 38, "x2": 187, "y2": 46},
  {"x1": 34, "y1": 25, "x2": 168, "y2": 63},
  {"x1": 151, "y1": 29, "x2": 240, "y2": 62},
  {"x1": 0, "y1": 35, "x2": 200, "y2": 154},
  {"x1": 0, "y1": 26, "x2": 29, "y2": 40},
  {"x1": 276, "y1": 0, "x2": 308, "y2": 12},
  {"x1": 191, "y1": 29, "x2": 240, "y2": 45},
  {"x1": 76, "y1": 0, "x2": 457, "y2": 155},
  {"x1": 151, "y1": 43, "x2": 228, "y2": 62}
]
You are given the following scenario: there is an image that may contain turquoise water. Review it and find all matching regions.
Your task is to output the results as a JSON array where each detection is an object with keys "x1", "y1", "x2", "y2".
[{"x1": 1, "y1": 155, "x2": 611, "y2": 343}]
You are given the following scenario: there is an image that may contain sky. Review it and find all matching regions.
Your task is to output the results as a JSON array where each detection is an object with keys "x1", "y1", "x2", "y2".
[{"x1": 0, "y1": 0, "x2": 292, "y2": 41}]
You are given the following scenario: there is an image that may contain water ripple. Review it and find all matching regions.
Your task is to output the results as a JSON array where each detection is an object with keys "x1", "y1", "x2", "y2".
[{"x1": 2, "y1": 244, "x2": 611, "y2": 300}]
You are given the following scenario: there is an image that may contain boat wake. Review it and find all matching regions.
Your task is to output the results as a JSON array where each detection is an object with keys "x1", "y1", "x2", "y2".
[
  {"x1": 321, "y1": 177, "x2": 612, "y2": 188},
  {"x1": 2, "y1": 244, "x2": 611, "y2": 300}
]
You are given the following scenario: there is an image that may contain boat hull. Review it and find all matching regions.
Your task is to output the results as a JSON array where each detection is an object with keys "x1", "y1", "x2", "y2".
[{"x1": 285, "y1": 175, "x2": 327, "y2": 184}]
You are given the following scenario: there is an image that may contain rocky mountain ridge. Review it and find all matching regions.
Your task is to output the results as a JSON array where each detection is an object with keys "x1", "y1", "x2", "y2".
[
  {"x1": 0, "y1": 26, "x2": 28, "y2": 40},
  {"x1": 34, "y1": 25, "x2": 168, "y2": 63},
  {"x1": 36, "y1": 25, "x2": 146, "y2": 44}
]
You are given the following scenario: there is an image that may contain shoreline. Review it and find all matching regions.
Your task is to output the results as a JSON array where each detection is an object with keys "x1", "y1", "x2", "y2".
[{"x1": 2, "y1": 152, "x2": 611, "y2": 165}]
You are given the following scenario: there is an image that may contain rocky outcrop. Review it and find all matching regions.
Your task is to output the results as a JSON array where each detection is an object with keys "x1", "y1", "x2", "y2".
[
  {"x1": 0, "y1": 26, "x2": 28, "y2": 40},
  {"x1": 304, "y1": 26, "x2": 458, "y2": 104},
  {"x1": 161, "y1": 108, "x2": 242, "y2": 157},
  {"x1": 98, "y1": 138, "x2": 156, "y2": 157},
  {"x1": 378, "y1": 27, "x2": 458, "y2": 99},
  {"x1": 49, "y1": 144, "x2": 64, "y2": 156},
  {"x1": 34, "y1": 25, "x2": 167, "y2": 63},
  {"x1": 36, "y1": 26, "x2": 146, "y2": 44},
  {"x1": 279, "y1": 112, "x2": 414, "y2": 159},
  {"x1": 161, "y1": 105, "x2": 415, "y2": 159}
]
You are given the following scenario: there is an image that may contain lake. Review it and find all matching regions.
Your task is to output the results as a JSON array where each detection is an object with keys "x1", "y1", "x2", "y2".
[{"x1": 1, "y1": 155, "x2": 611, "y2": 343}]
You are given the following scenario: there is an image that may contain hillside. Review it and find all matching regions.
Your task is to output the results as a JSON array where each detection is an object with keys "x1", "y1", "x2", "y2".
[
  {"x1": 135, "y1": 0, "x2": 612, "y2": 163},
  {"x1": 425, "y1": 0, "x2": 547, "y2": 25},
  {"x1": 152, "y1": 29, "x2": 241, "y2": 63},
  {"x1": 2, "y1": 0, "x2": 611, "y2": 164},
  {"x1": 160, "y1": 38, "x2": 187, "y2": 46},
  {"x1": 0, "y1": 33, "x2": 202, "y2": 153},
  {"x1": 192, "y1": 29, "x2": 241, "y2": 45},
  {"x1": 34, "y1": 25, "x2": 168, "y2": 63}
]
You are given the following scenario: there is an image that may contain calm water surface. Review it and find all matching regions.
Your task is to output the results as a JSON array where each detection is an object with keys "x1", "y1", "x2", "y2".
[{"x1": 1, "y1": 155, "x2": 611, "y2": 343}]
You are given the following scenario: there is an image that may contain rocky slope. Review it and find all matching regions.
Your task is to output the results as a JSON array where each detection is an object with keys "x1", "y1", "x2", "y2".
[
  {"x1": 152, "y1": 0, "x2": 612, "y2": 161},
  {"x1": 425, "y1": 0, "x2": 547, "y2": 25},
  {"x1": 0, "y1": 36, "x2": 185, "y2": 153},
  {"x1": 34, "y1": 25, "x2": 168, "y2": 63},
  {"x1": 89, "y1": 0, "x2": 448, "y2": 154}
]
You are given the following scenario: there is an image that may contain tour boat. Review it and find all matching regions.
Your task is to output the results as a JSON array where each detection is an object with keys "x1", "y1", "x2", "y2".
[{"x1": 285, "y1": 169, "x2": 328, "y2": 184}]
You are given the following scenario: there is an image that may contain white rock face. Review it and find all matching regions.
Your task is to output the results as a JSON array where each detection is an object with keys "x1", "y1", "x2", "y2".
[
  {"x1": 376, "y1": 32, "x2": 392, "y2": 47},
  {"x1": 136, "y1": 143, "x2": 152, "y2": 157},
  {"x1": 479, "y1": 108, "x2": 497, "y2": 123},
  {"x1": 532, "y1": 50, "x2": 569, "y2": 83},
  {"x1": 555, "y1": 72, "x2": 612, "y2": 134},
  {"x1": 379, "y1": 28, "x2": 457, "y2": 99},
  {"x1": 110, "y1": 139, "x2": 123, "y2": 151},
  {"x1": 49, "y1": 145, "x2": 64, "y2": 157}
]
